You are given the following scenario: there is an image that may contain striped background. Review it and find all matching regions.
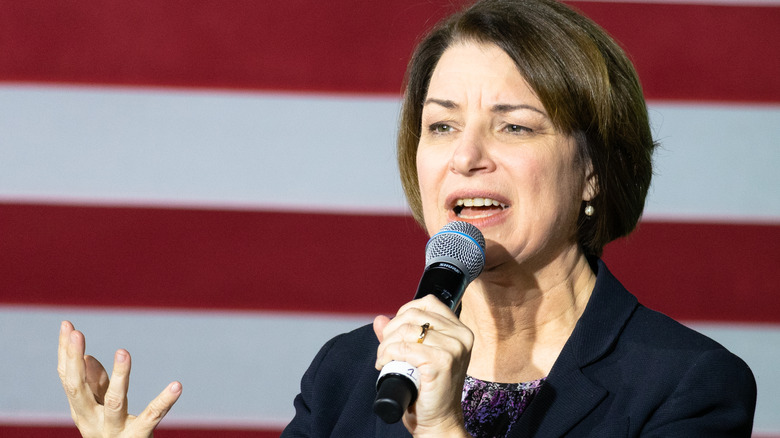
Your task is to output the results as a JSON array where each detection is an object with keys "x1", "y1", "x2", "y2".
[{"x1": 1, "y1": 0, "x2": 778, "y2": 436}]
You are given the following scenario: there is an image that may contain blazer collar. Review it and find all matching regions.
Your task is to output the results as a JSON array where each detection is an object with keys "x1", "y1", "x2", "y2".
[
  {"x1": 567, "y1": 259, "x2": 638, "y2": 366},
  {"x1": 510, "y1": 259, "x2": 639, "y2": 437}
]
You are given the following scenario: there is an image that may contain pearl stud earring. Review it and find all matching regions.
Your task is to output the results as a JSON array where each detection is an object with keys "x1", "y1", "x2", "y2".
[{"x1": 584, "y1": 204, "x2": 595, "y2": 217}]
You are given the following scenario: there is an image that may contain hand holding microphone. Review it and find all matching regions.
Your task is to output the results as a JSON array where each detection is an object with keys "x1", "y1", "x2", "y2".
[{"x1": 373, "y1": 221, "x2": 485, "y2": 424}]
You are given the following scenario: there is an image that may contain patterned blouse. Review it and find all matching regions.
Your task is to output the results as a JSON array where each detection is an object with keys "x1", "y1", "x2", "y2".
[{"x1": 461, "y1": 375, "x2": 546, "y2": 438}]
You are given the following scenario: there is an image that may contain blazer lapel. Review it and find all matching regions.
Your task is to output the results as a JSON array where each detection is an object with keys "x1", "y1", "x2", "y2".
[
  {"x1": 509, "y1": 347, "x2": 608, "y2": 437},
  {"x1": 510, "y1": 260, "x2": 639, "y2": 437}
]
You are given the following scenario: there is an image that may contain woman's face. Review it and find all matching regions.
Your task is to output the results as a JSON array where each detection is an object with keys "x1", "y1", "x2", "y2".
[{"x1": 416, "y1": 41, "x2": 594, "y2": 270}]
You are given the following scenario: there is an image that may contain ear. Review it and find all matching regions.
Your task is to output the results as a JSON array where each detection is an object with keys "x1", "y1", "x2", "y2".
[{"x1": 582, "y1": 162, "x2": 598, "y2": 202}]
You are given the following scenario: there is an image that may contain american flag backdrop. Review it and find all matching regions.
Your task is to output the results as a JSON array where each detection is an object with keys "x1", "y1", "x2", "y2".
[{"x1": 1, "y1": 0, "x2": 778, "y2": 436}]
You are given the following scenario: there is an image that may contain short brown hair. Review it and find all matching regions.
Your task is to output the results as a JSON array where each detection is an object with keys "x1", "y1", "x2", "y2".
[{"x1": 398, "y1": 0, "x2": 656, "y2": 257}]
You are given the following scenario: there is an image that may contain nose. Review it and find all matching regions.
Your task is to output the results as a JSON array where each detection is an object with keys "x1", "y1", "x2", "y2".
[{"x1": 449, "y1": 128, "x2": 495, "y2": 175}]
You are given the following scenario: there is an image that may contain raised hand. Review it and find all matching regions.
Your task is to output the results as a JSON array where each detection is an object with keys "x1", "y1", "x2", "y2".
[{"x1": 57, "y1": 321, "x2": 182, "y2": 437}]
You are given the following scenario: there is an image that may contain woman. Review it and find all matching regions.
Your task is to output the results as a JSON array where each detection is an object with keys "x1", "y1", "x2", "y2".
[
  {"x1": 58, "y1": 0, "x2": 755, "y2": 436},
  {"x1": 281, "y1": 0, "x2": 756, "y2": 437}
]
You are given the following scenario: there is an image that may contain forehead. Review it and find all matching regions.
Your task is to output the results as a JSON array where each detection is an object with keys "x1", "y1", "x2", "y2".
[{"x1": 426, "y1": 41, "x2": 539, "y2": 105}]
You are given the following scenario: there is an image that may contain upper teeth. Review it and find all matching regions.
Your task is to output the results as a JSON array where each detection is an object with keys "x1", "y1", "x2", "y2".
[{"x1": 456, "y1": 198, "x2": 507, "y2": 208}]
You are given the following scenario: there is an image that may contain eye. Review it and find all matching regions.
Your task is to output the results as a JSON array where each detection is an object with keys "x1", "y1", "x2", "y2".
[
  {"x1": 428, "y1": 123, "x2": 453, "y2": 134},
  {"x1": 503, "y1": 124, "x2": 532, "y2": 134}
]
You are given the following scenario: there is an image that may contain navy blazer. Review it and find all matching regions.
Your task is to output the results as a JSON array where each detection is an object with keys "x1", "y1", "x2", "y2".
[{"x1": 282, "y1": 261, "x2": 756, "y2": 437}]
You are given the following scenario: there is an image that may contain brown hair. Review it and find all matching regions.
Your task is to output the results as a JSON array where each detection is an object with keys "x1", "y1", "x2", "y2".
[{"x1": 398, "y1": 0, "x2": 656, "y2": 257}]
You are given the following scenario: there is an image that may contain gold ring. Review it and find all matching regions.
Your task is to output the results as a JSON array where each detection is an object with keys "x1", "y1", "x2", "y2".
[{"x1": 417, "y1": 323, "x2": 431, "y2": 344}]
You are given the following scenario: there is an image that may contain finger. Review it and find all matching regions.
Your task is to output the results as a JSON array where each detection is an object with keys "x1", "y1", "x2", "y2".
[
  {"x1": 387, "y1": 295, "x2": 461, "y2": 335},
  {"x1": 58, "y1": 321, "x2": 88, "y2": 424},
  {"x1": 397, "y1": 294, "x2": 457, "y2": 320},
  {"x1": 376, "y1": 321, "x2": 432, "y2": 369},
  {"x1": 57, "y1": 321, "x2": 74, "y2": 382},
  {"x1": 132, "y1": 381, "x2": 183, "y2": 435},
  {"x1": 103, "y1": 349, "x2": 131, "y2": 434},
  {"x1": 376, "y1": 326, "x2": 466, "y2": 370},
  {"x1": 62, "y1": 328, "x2": 97, "y2": 409},
  {"x1": 376, "y1": 335, "x2": 432, "y2": 370},
  {"x1": 376, "y1": 295, "x2": 469, "y2": 369},
  {"x1": 377, "y1": 313, "x2": 473, "y2": 369},
  {"x1": 84, "y1": 355, "x2": 110, "y2": 404},
  {"x1": 373, "y1": 315, "x2": 391, "y2": 342},
  {"x1": 380, "y1": 307, "x2": 455, "y2": 345}
]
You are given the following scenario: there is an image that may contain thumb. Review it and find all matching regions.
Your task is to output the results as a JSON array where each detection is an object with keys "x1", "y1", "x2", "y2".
[{"x1": 372, "y1": 315, "x2": 391, "y2": 342}]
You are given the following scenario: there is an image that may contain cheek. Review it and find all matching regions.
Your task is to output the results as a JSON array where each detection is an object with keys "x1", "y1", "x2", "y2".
[
  {"x1": 541, "y1": 155, "x2": 587, "y2": 223},
  {"x1": 417, "y1": 145, "x2": 464, "y2": 236},
  {"x1": 416, "y1": 149, "x2": 444, "y2": 229},
  {"x1": 508, "y1": 152, "x2": 580, "y2": 213},
  {"x1": 505, "y1": 155, "x2": 543, "y2": 196},
  {"x1": 416, "y1": 144, "x2": 449, "y2": 190}
]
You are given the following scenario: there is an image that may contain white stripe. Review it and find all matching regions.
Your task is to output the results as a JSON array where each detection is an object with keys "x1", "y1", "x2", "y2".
[
  {"x1": 1, "y1": 85, "x2": 778, "y2": 222},
  {"x1": 2, "y1": 306, "x2": 779, "y2": 432},
  {"x1": 644, "y1": 102, "x2": 780, "y2": 223},
  {"x1": 0, "y1": 84, "x2": 407, "y2": 215},
  {"x1": 0, "y1": 305, "x2": 371, "y2": 429}
]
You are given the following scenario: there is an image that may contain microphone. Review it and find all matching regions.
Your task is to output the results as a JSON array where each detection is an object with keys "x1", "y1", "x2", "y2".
[{"x1": 373, "y1": 221, "x2": 486, "y2": 424}]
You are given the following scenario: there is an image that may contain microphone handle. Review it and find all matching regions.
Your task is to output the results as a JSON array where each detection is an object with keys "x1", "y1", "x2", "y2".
[
  {"x1": 373, "y1": 264, "x2": 468, "y2": 424},
  {"x1": 413, "y1": 261, "x2": 469, "y2": 305}
]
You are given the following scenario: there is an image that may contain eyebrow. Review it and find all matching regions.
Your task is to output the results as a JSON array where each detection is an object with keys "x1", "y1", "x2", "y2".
[{"x1": 423, "y1": 98, "x2": 547, "y2": 117}]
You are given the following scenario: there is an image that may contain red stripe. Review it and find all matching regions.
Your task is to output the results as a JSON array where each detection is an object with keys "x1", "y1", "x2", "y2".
[
  {"x1": 1, "y1": 203, "x2": 778, "y2": 323},
  {"x1": 0, "y1": 426, "x2": 281, "y2": 438},
  {"x1": 0, "y1": 1, "x2": 777, "y2": 102},
  {"x1": 602, "y1": 220, "x2": 780, "y2": 324},
  {"x1": 0, "y1": 0, "x2": 447, "y2": 94},
  {"x1": 0, "y1": 203, "x2": 429, "y2": 315},
  {"x1": 570, "y1": 2, "x2": 780, "y2": 103}
]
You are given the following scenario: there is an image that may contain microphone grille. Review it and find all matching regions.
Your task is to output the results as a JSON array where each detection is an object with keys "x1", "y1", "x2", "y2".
[{"x1": 425, "y1": 221, "x2": 486, "y2": 282}]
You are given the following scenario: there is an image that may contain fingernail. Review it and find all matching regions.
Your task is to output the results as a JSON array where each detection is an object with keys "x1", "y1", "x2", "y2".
[
  {"x1": 69, "y1": 331, "x2": 78, "y2": 344},
  {"x1": 116, "y1": 350, "x2": 128, "y2": 363},
  {"x1": 170, "y1": 382, "x2": 182, "y2": 393},
  {"x1": 60, "y1": 321, "x2": 67, "y2": 333}
]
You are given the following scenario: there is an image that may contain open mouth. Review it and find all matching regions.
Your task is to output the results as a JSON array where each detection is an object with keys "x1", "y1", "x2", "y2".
[{"x1": 453, "y1": 197, "x2": 509, "y2": 219}]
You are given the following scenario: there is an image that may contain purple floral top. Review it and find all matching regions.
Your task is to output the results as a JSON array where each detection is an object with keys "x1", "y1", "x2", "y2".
[{"x1": 461, "y1": 375, "x2": 546, "y2": 438}]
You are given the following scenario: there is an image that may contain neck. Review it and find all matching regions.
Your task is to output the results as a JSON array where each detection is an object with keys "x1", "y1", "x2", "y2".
[{"x1": 459, "y1": 249, "x2": 596, "y2": 383}]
